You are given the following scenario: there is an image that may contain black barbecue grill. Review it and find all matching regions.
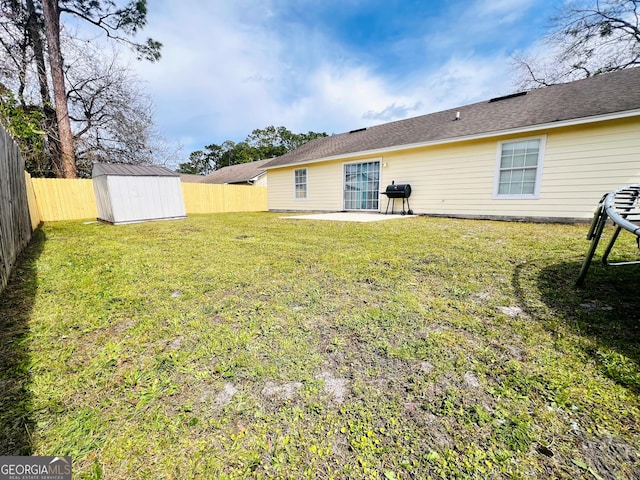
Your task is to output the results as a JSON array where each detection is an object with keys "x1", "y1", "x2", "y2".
[{"x1": 382, "y1": 182, "x2": 413, "y2": 215}]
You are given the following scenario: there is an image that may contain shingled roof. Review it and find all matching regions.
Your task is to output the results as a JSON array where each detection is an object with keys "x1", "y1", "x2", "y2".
[
  {"x1": 266, "y1": 67, "x2": 640, "y2": 169},
  {"x1": 179, "y1": 173, "x2": 209, "y2": 183},
  {"x1": 201, "y1": 158, "x2": 271, "y2": 184}
]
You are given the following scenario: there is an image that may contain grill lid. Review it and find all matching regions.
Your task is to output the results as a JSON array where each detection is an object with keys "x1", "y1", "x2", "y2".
[{"x1": 384, "y1": 183, "x2": 411, "y2": 198}]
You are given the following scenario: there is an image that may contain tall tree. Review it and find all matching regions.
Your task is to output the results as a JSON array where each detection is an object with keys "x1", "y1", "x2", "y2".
[
  {"x1": 178, "y1": 150, "x2": 212, "y2": 175},
  {"x1": 0, "y1": 1, "x2": 165, "y2": 177},
  {"x1": 246, "y1": 125, "x2": 328, "y2": 160},
  {"x1": 40, "y1": 0, "x2": 161, "y2": 178},
  {"x1": 25, "y1": 0, "x2": 61, "y2": 173},
  {"x1": 178, "y1": 127, "x2": 328, "y2": 175},
  {"x1": 515, "y1": 0, "x2": 640, "y2": 88},
  {"x1": 0, "y1": 1, "x2": 30, "y2": 105},
  {"x1": 41, "y1": 0, "x2": 74, "y2": 177},
  {"x1": 0, "y1": 0, "x2": 62, "y2": 172},
  {"x1": 64, "y1": 43, "x2": 156, "y2": 176}
]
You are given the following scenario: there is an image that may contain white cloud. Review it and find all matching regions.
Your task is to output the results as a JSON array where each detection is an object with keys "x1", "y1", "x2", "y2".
[
  {"x1": 471, "y1": 0, "x2": 539, "y2": 22},
  {"x1": 363, "y1": 102, "x2": 424, "y2": 122},
  {"x1": 125, "y1": 0, "x2": 549, "y2": 157}
]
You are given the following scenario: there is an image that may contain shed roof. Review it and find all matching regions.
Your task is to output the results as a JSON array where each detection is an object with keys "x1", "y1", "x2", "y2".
[
  {"x1": 92, "y1": 163, "x2": 178, "y2": 178},
  {"x1": 201, "y1": 158, "x2": 271, "y2": 184},
  {"x1": 266, "y1": 67, "x2": 640, "y2": 169}
]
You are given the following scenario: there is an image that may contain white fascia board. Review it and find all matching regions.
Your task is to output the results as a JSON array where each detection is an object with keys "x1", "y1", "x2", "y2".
[{"x1": 266, "y1": 109, "x2": 640, "y2": 170}]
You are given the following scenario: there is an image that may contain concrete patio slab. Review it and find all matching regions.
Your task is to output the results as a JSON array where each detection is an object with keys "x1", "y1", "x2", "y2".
[{"x1": 282, "y1": 212, "x2": 417, "y2": 222}]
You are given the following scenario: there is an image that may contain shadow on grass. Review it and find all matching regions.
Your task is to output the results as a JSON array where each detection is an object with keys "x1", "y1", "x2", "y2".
[
  {"x1": 513, "y1": 254, "x2": 640, "y2": 395},
  {"x1": 0, "y1": 228, "x2": 46, "y2": 455}
]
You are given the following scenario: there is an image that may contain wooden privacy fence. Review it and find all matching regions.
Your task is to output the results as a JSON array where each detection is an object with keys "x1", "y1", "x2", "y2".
[
  {"x1": 29, "y1": 177, "x2": 98, "y2": 221},
  {"x1": 26, "y1": 177, "x2": 268, "y2": 222},
  {"x1": 0, "y1": 127, "x2": 32, "y2": 292},
  {"x1": 181, "y1": 183, "x2": 268, "y2": 214}
]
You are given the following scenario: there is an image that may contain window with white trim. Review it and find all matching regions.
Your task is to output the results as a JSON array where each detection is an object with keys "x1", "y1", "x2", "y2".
[
  {"x1": 294, "y1": 168, "x2": 307, "y2": 199},
  {"x1": 495, "y1": 137, "x2": 544, "y2": 197}
]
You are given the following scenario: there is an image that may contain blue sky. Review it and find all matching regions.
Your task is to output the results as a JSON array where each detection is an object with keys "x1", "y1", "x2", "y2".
[{"x1": 129, "y1": 0, "x2": 561, "y2": 161}]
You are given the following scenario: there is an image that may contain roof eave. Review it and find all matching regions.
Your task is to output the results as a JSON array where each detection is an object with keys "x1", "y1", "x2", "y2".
[
  {"x1": 266, "y1": 109, "x2": 640, "y2": 170},
  {"x1": 225, "y1": 171, "x2": 267, "y2": 184}
]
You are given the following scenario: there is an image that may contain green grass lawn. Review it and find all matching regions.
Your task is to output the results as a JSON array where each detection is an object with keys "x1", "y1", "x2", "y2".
[{"x1": 1, "y1": 213, "x2": 639, "y2": 479}]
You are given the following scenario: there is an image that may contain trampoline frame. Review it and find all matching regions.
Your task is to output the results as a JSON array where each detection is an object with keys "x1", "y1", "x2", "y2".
[{"x1": 576, "y1": 184, "x2": 640, "y2": 286}]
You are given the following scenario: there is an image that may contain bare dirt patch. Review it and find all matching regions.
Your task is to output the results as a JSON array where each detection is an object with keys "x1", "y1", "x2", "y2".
[
  {"x1": 261, "y1": 381, "x2": 303, "y2": 401},
  {"x1": 316, "y1": 371, "x2": 348, "y2": 404}
]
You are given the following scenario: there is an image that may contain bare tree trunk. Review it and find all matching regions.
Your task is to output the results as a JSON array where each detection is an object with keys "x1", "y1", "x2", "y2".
[
  {"x1": 41, "y1": 0, "x2": 76, "y2": 178},
  {"x1": 25, "y1": 0, "x2": 62, "y2": 176}
]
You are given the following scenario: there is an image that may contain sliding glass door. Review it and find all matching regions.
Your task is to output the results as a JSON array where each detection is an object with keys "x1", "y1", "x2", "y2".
[{"x1": 343, "y1": 161, "x2": 380, "y2": 211}]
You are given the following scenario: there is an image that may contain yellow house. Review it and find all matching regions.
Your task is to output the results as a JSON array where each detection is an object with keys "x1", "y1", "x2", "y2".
[{"x1": 265, "y1": 68, "x2": 640, "y2": 221}]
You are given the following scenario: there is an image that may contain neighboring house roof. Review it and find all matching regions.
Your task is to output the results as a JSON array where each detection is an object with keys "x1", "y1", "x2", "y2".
[
  {"x1": 266, "y1": 67, "x2": 640, "y2": 169},
  {"x1": 92, "y1": 162, "x2": 178, "y2": 177},
  {"x1": 180, "y1": 173, "x2": 210, "y2": 183},
  {"x1": 202, "y1": 158, "x2": 271, "y2": 184}
]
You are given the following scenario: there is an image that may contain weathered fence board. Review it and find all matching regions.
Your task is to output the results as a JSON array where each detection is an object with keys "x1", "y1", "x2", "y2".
[
  {"x1": 0, "y1": 127, "x2": 33, "y2": 292},
  {"x1": 24, "y1": 172, "x2": 42, "y2": 230}
]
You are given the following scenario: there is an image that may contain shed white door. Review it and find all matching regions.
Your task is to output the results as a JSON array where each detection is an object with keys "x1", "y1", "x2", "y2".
[{"x1": 343, "y1": 161, "x2": 380, "y2": 211}]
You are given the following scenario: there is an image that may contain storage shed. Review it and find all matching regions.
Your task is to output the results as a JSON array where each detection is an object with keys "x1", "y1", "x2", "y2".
[{"x1": 92, "y1": 163, "x2": 186, "y2": 224}]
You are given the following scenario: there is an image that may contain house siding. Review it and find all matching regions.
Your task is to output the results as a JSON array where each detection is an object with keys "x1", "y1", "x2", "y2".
[
  {"x1": 253, "y1": 174, "x2": 268, "y2": 187},
  {"x1": 268, "y1": 117, "x2": 640, "y2": 220},
  {"x1": 269, "y1": 161, "x2": 347, "y2": 211}
]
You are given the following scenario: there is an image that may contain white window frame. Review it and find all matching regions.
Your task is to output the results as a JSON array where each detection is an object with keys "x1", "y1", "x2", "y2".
[
  {"x1": 493, "y1": 135, "x2": 546, "y2": 200},
  {"x1": 294, "y1": 168, "x2": 308, "y2": 200},
  {"x1": 343, "y1": 159, "x2": 381, "y2": 211}
]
